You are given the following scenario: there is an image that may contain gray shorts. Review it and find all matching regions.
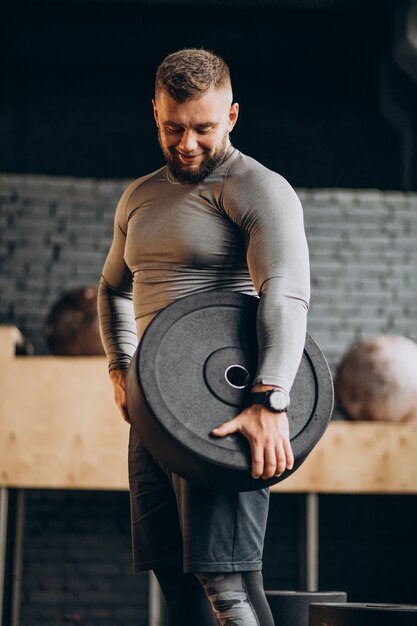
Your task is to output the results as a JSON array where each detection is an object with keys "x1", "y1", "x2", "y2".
[{"x1": 128, "y1": 426, "x2": 270, "y2": 574}]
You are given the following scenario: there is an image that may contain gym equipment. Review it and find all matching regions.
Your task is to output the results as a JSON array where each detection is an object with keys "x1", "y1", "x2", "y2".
[
  {"x1": 335, "y1": 335, "x2": 417, "y2": 422},
  {"x1": 265, "y1": 590, "x2": 347, "y2": 626},
  {"x1": 127, "y1": 291, "x2": 333, "y2": 490},
  {"x1": 45, "y1": 286, "x2": 105, "y2": 356},
  {"x1": 309, "y1": 603, "x2": 417, "y2": 626}
]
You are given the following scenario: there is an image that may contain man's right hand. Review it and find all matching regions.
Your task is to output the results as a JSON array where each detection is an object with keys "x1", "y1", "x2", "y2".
[{"x1": 109, "y1": 369, "x2": 131, "y2": 424}]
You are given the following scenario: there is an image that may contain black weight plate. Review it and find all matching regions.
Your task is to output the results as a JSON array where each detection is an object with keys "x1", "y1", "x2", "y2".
[
  {"x1": 309, "y1": 603, "x2": 417, "y2": 626},
  {"x1": 126, "y1": 291, "x2": 334, "y2": 491},
  {"x1": 266, "y1": 592, "x2": 347, "y2": 626}
]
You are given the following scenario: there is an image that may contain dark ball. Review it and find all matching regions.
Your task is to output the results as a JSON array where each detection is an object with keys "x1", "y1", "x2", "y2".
[{"x1": 45, "y1": 286, "x2": 105, "y2": 356}]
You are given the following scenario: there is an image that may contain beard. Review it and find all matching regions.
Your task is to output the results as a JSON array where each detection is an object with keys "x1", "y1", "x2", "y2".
[{"x1": 158, "y1": 130, "x2": 230, "y2": 184}]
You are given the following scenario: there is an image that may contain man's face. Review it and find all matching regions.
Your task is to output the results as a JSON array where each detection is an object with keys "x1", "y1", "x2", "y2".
[{"x1": 153, "y1": 86, "x2": 239, "y2": 184}]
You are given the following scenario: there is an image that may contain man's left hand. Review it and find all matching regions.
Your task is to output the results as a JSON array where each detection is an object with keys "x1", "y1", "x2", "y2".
[{"x1": 211, "y1": 405, "x2": 294, "y2": 480}]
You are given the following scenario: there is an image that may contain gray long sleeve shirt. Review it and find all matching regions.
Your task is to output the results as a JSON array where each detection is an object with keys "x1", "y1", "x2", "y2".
[{"x1": 98, "y1": 146, "x2": 310, "y2": 392}]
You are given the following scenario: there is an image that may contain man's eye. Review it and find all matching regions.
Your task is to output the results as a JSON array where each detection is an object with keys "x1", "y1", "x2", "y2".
[
  {"x1": 166, "y1": 127, "x2": 182, "y2": 134},
  {"x1": 197, "y1": 128, "x2": 211, "y2": 135}
]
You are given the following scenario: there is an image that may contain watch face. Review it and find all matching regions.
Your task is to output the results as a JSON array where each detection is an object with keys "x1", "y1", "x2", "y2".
[{"x1": 268, "y1": 390, "x2": 289, "y2": 411}]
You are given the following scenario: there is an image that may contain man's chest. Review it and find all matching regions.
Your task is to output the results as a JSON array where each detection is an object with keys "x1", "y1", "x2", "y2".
[{"x1": 124, "y1": 189, "x2": 245, "y2": 269}]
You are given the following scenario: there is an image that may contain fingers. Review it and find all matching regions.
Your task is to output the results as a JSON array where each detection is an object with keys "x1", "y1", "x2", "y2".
[
  {"x1": 272, "y1": 442, "x2": 286, "y2": 478},
  {"x1": 109, "y1": 369, "x2": 131, "y2": 424},
  {"x1": 211, "y1": 410, "x2": 294, "y2": 481},
  {"x1": 211, "y1": 417, "x2": 240, "y2": 437},
  {"x1": 113, "y1": 385, "x2": 131, "y2": 424},
  {"x1": 256, "y1": 439, "x2": 294, "y2": 480},
  {"x1": 250, "y1": 441, "x2": 265, "y2": 480},
  {"x1": 119, "y1": 403, "x2": 132, "y2": 425},
  {"x1": 283, "y1": 437, "x2": 294, "y2": 471},
  {"x1": 250, "y1": 440, "x2": 288, "y2": 479}
]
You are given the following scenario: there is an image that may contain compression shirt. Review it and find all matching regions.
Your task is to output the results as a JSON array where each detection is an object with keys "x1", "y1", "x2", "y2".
[{"x1": 98, "y1": 146, "x2": 310, "y2": 392}]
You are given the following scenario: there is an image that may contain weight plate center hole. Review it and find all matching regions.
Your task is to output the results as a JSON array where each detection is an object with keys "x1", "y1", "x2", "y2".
[{"x1": 225, "y1": 365, "x2": 250, "y2": 389}]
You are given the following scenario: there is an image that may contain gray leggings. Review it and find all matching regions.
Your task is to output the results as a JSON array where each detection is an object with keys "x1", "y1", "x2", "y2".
[{"x1": 154, "y1": 567, "x2": 275, "y2": 626}]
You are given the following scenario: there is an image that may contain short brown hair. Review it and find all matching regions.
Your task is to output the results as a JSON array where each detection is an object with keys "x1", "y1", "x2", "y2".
[{"x1": 155, "y1": 48, "x2": 231, "y2": 102}]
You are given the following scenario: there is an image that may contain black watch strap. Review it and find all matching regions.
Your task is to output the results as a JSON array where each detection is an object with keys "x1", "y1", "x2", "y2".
[
  {"x1": 250, "y1": 389, "x2": 290, "y2": 413},
  {"x1": 250, "y1": 391, "x2": 271, "y2": 405}
]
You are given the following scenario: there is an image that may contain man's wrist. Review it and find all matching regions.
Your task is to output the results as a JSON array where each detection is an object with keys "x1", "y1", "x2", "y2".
[
  {"x1": 109, "y1": 368, "x2": 128, "y2": 383},
  {"x1": 249, "y1": 386, "x2": 290, "y2": 413},
  {"x1": 251, "y1": 383, "x2": 280, "y2": 392}
]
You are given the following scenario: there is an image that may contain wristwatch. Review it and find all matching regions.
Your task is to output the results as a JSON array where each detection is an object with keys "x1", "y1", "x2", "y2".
[{"x1": 250, "y1": 389, "x2": 290, "y2": 413}]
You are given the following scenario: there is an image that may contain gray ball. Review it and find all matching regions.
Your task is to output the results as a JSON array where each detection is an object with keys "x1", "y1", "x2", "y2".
[{"x1": 335, "y1": 335, "x2": 417, "y2": 422}]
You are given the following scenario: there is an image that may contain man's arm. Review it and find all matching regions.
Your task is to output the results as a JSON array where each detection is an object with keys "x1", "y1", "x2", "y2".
[
  {"x1": 212, "y1": 162, "x2": 310, "y2": 479},
  {"x1": 97, "y1": 182, "x2": 138, "y2": 423},
  {"x1": 98, "y1": 277, "x2": 136, "y2": 425}
]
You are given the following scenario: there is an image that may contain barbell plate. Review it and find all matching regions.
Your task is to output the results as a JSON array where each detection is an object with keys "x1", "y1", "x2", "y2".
[
  {"x1": 309, "y1": 603, "x2": 417, "y2": 626},
  {"x1": 126, "y1": 291, "x2": 334, "y2": 491},
  {"x1": 266, "y1": 591, "x2": 347, "y2": 626}
]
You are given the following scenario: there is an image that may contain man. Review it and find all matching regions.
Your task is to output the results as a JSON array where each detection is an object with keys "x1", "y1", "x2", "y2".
[{"x1": 98, "y1": 48, "x2": 310, "y2": 625}]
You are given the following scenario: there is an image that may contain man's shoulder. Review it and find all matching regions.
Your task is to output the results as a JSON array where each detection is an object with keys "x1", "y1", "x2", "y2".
[
  {"x1": 121, "y1": 165, "x2": 166, "y2": 203},
  {"x1": 227, "y1": 150, "x2": 296, "y2": 196},
  {"x1": 114, "y1": 165, "x2": 166, "y2": 223}
]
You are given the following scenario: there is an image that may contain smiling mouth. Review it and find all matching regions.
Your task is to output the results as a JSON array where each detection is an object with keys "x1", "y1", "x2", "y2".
[{"x1": 176, "y1": 152, "x2": 203, "y2": 164}]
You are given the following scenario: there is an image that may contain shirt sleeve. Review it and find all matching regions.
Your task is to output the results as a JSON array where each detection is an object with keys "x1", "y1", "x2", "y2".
[
  {"x1": 97, "y1": 182, "x2": 138, "y2": 372},
  {"x1": 222, "y1": 158, "x2": 310, "y2": 392}
]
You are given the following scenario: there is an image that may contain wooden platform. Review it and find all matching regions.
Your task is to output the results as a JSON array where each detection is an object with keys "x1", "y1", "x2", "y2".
[{"x1": 1, "y1": 326, "x2": 417, "y2": 493}]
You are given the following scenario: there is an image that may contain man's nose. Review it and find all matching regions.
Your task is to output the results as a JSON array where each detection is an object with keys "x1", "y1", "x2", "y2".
[{"x1": 178, "y1": 130, "x2": 198, "y2": 153}]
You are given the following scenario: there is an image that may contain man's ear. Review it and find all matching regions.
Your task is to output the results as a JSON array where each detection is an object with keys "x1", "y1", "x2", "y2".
[
  {"x1": 228, "y1": 102, "x2": 239, "y2": 132},
  {"x1": 152, "y1": 98, "x2": 159, "y2": 127}
]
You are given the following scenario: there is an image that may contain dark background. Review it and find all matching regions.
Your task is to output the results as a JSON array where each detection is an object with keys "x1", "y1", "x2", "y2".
[{"x1": 2, "y1": 0, "x2": 417, "y2": 189}]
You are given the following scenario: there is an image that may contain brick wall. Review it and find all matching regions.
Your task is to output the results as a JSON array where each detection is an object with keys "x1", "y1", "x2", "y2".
[
  {"x1": 1, "y1": 174, "x2": 416, "y2": 370},
  {"x1": 299, "y1": 187, "x2": 417, "y2": 374},
  {"x1": 0, "y1": 175, "x2": 123, "y2": 355},
  {"x1": 19, "y1": 490, "x2": 148, "y2": 626}
]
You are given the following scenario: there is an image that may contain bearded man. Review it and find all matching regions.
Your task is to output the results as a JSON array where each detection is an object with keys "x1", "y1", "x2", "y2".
[{"x1": 98, "y1": 48, "x2": 310, "y2": 625}]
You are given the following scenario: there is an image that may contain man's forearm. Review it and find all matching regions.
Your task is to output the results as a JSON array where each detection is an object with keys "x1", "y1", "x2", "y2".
[
  {"x1": 97, "y1": 277, "x2": 137, "y2": 372},
  {"x1": 253, "y1": 279, "x2": 308, "y2": 393}
]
